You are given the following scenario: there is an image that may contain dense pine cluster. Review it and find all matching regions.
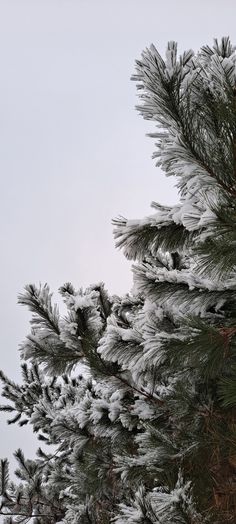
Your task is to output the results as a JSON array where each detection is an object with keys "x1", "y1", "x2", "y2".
[{"x1": 1, "y1": 37, "x2": 236, "y2": 523}]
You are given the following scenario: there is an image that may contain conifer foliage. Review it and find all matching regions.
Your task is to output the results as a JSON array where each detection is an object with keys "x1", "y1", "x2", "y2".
[{"x1": 1, "y1": 37, "x2": 236, "y2": 523}]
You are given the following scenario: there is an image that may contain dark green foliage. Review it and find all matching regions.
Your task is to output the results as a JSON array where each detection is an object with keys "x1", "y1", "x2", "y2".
[
  {"x1": 218, "y1": 371, "x2": 236, "y2": 408},
  {"x1": 193, "y1": 198, "x2": 236, "y2": 280},
  {"x1": 0, "y1": 459, "x2": 9, "y2": 497}
]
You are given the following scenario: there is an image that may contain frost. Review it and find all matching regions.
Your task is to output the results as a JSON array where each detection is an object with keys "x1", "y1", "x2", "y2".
[
  {"x1": 132, "y1": 399, "x2": 156, "y2": 420},
  {"x1": 116, "y1": 327, "x2": 137, "y2": 342},
  {"x1": 73, "y1": 293, "x2": 97, "y2": 311}
]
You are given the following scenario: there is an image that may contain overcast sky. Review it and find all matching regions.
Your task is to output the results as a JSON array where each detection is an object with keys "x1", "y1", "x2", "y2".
[{"x1": 0, "y1": 0, "x2": 235, "y2": 472}]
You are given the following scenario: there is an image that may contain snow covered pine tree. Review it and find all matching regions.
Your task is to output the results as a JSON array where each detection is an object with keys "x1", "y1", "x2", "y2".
[{"x1": 1, "y1": 37, "x2": 236, "y2": 523}]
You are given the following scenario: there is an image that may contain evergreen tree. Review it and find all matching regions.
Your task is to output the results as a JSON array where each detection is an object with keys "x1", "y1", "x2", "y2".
[{"x1": 1, "y1": 37, "x2": 236, "y2": 523}]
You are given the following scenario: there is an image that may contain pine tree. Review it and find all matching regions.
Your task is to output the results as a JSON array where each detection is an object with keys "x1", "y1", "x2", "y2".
[{"x1": 1, "y1": 37, "x2": 236, "y2": 523}]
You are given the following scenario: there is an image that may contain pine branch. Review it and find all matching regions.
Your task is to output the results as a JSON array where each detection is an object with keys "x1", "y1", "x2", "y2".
[
  {"x1": 113, "y1": 216, "x2": 196, "y2": 261},
  {"x1": 18, "y1": 284, "x2": 60, "y2": 335},
  {"x1": 0, "y1": 459, "x2": 9, "y2": 496}
]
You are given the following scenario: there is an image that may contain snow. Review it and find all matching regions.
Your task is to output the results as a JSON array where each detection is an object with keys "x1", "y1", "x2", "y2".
[
  {"x1": 132, "y1": 399, "x2": 156, "y2": 420},
  {"x1": 116, "y1": 327, "x2": 137, "y2": 342},
  {"x1": 73, "y1": 294, "x2": 96, "y2": 311}
]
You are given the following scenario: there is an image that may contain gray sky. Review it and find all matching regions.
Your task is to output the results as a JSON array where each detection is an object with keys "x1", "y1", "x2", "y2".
[{"x1": 0, "y1": 0, "x2": 235, "y2": 471}]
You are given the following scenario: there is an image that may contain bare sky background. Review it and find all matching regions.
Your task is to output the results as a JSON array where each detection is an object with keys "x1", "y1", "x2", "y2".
[{"x1": 0, "y1": 0, "x2": 235, "y2": 472}]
